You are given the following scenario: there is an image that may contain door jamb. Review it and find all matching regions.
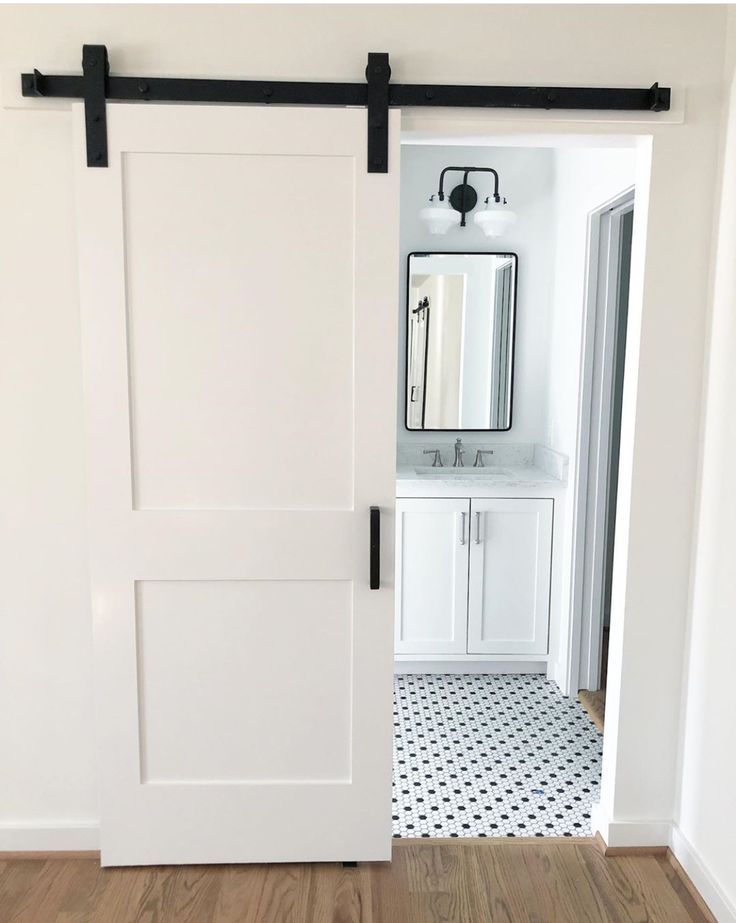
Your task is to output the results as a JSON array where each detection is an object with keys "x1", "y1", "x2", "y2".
[{"x1": 570, "y1": 189, "x2": 636, "y2": 694}]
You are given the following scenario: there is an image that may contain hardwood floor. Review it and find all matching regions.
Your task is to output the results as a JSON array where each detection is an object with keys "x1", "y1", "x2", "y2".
[
  {"x1": 0, "y1": 839, "x2": 716, "y2": 923},
  {"x1": 578, "y1": 688, "x2": 606, "y2": 732},
  {"x1": 579, "y1": 627, "x2": 610, "y2": 732}
]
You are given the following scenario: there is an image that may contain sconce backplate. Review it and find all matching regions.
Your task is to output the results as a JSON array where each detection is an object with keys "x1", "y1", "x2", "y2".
[{"x1": 449, "y1": 183, "x2": 478, "y2": 214}]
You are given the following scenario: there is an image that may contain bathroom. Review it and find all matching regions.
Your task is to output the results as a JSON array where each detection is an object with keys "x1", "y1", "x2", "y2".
[{"x1": 392, "y1": 135, "x2": 639, "y2": 838}]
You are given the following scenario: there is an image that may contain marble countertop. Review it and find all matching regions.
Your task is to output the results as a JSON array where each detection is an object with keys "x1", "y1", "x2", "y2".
[
  {"x1": 397, "y1": 463, "x2": 566, "y2": 496},
  {"x1": 395, "y1": 443, "x2": 568, "y2": 497}
]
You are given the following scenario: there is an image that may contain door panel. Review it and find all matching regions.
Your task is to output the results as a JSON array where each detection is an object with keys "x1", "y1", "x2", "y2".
[
  {"x1": 74, "y1": 103, "x2": 400, "y2": 865},
  {"x1": 395, "y1": 498, "x2": 470, "y2": 654},
  {"x1": 467, "y1": 499, "x2": 552, "y2": 655}
]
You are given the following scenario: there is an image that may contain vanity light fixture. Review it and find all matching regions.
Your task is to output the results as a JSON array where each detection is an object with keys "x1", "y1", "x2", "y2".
[{"x1": 420, "y1": 166, "x2": 517, "y2": 237}]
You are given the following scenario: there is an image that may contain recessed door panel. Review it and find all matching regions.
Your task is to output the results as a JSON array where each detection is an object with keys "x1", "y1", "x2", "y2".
[
  {"x1": 136, "y1": 580, "x2": 352, "y2": 783},
  {"x1": 123, "y1": 152, "x2": 354, "y2": 511}
]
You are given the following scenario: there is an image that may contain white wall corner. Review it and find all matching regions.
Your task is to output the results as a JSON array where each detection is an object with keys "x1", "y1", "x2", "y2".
[
  {"x1": 670, "y1": 826, "x2": 736, "y2": 923},
  {"x1": 0, "y1": 822, "x2": 99, "y2": 852},
  {"x1": 591, "y1": 802, "x2": 671, "y2": 848}
]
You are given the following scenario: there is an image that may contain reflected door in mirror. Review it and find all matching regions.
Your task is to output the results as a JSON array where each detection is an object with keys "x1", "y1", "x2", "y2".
[{"x1": 405, "y1": 253, "x2": 517, "y2": 431}]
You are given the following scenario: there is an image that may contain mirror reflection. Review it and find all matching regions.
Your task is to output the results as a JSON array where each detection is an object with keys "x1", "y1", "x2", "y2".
[{"x1": 406, "y1": 252, "x2": 517, "y2": 431}]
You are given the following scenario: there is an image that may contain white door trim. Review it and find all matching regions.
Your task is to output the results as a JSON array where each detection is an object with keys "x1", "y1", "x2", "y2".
[{"x1": 570, "y1": 189, "x2": 635, "y2": 693}]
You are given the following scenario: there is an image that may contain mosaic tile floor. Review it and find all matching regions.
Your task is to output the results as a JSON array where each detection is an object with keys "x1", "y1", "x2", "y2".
[{"x1": 392, "y1": 674, "x2": 602, "y2": 838}]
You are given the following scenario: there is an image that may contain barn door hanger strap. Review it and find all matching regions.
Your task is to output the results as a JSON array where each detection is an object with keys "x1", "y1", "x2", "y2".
[{"x1": 22, "y1": 45, "x2": 671, "y2": 173}]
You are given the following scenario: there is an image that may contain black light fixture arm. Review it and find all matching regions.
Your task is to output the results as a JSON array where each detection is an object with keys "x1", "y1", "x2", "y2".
[
  {"x1": 436, "y1": 166, "x2": 504, "y2": 226},
  {"x1": 20, "y1": 47, "x2": 671, "y2": 174},
  {"x1": 437, "y1": 166, "x2": 500, "y2": 203}
]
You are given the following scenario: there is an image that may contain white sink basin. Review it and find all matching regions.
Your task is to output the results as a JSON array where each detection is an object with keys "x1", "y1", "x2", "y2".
[{"x1": 413, "y1": 466, "x2": 512, "y2": 477}]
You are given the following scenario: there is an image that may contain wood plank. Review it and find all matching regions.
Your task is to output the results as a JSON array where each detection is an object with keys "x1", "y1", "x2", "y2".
[
  {"x1": 208, "y1": 864, "x2": 270, "y2": 923},
  {"x1": 92, "y1": 865, "x2": 179, "y2": 923},
  {"x1": 4, "y1": 858, "x2": 85, "y2": 923},
  {"x1": 578, "y1": 689, "x2": 606, "y2": 732},
  {"x1": 0, "y1": 859, "x2": 48, "y2": 921},
  {"x1": 404, "y1": 842, "x2": 477, "y2": 921},
  {"x1": 603, "y1": 846, "x2": 669, "y2": 857},
  {"x1": 0, "y1": 852, "x2": 100, "y2": 861},
  {"x1": 660, "y1": 853, "x2": 719, "y2": 923}
]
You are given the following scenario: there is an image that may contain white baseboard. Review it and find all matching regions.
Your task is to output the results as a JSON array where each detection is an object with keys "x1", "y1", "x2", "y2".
[
  {"x1": 394, "y1": 660, "x2": 547, "y2": 674},
  {"x1": 0, "y1": 822, "x2": 99, "y2": 852},
  {"x1": 670, "y1": 825, "x2": 736, "y2": 923},
  {"x1": 591, "y1": 803, "x2": 671, "y2": 848},
  {"x1": 546, "y1": 659, "x2": 569, "y2": 695}
]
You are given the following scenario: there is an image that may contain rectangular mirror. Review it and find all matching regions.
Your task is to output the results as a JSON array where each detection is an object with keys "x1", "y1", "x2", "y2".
[{"x1": 405, "y1": 252, "x2": 518, "y2": 431}]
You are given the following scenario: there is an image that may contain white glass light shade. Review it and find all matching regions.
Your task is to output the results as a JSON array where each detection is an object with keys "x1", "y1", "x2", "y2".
[
  {"x1": 419, "y1": 199, "x2": 461, "y2": 235},
  {"x1": 473, "y1": 201, "x2": 517, "y2": 238}
]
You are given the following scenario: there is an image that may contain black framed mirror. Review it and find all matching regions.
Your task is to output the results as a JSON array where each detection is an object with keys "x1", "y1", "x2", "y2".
[{"x1": 405, "y1": 251, "x2": 518, "y2": 431}]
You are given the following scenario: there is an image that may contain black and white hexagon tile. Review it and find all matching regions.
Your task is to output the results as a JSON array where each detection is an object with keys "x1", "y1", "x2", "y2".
[{"x1": 392, "y1": 674, "x2": 603, "y2": 838}]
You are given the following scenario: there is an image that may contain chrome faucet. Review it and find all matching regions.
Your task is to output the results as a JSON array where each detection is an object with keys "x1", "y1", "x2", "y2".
[
  {"x1": 423, "y1": 448, "x2": 443, "y2": 467},
  {"x1": 453, "y1": 438, "x2": 465, "y2": 467},
  {"x1": 474, "y1": 449, "x2": 494, "y2": 467}
]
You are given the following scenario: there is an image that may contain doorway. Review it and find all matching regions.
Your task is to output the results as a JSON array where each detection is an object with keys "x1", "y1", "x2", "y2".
[{"x1": 393, "y1": 137, "x2": 643, "y2": 838}]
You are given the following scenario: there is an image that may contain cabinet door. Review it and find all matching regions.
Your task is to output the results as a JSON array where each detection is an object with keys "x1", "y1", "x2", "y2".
[
  {"x1": 467, "y1": 499, "x2": 553, "y2": 655},
  {"x1": 395, "y1": 499, "x2": 470, "y2": 654}
]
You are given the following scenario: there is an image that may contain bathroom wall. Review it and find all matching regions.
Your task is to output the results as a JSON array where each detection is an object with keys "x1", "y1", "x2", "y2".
[
  {"x1": 546, "y1": 147, "x2": 637, "y2": 459},
  {"x1": 398, "y1": 144, "x2": 556, "y2": 448},
  {"x1": 542, "y1": 145, "x2": 637, "y2": 694},
  {"x1": 398, "y1": 143, "x2": 636, "y2": 460}
]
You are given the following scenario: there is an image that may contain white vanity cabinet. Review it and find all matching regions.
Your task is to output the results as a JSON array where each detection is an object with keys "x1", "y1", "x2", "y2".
[{"x1": 395, "y1": 496, "x2": 553, "y2": 660}]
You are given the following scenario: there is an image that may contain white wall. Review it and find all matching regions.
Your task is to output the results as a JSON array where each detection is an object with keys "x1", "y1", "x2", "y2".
[
  {"x1": 399, "y1": 144, "x2": 555, "y2": 446},
  {"x1": 672, "y1": 17, "x2": 736, "y2": 920},
  {"x1": 0, "y1": 98, "x2": 99, "y2": 837},
  {"x1": 546, "y1": 148, "x2": 637, "y2": 458},
  {"x1": 0, "y1": 5, "x2": 730, "y2": 883},
  {"x1": 543, "y1": 146, "x2": 636, "y2": 690}
]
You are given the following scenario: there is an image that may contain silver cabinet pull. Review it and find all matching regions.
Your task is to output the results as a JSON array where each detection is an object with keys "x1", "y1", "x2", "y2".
[
  {"x1": 474, "y1": 511, "x2": 482, "y2": 544},
  {"x1": 459, "y1": 512, "x2": 466, "y2": 545}
]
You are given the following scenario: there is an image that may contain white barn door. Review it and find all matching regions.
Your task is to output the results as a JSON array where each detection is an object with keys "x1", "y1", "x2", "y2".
[{"x1": 73, "y1": 103, "x2": 399, "y2": 866}]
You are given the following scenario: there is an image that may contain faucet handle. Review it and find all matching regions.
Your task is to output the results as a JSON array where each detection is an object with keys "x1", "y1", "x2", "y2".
[
  {"x1": 473, "y1": 449, "x2": 495, "y2": 468},
  {"x1": 453, "y1": 437, "x2": 465, "y2": 468},
  {"x1": 423, "y1": 448, "x2": 443, "y2": 467}
]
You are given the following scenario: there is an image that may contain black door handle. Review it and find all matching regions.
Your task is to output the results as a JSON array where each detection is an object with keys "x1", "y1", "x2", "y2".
[{"x1": 370, "y1": 506, "x2": 380, "y2": 590}]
